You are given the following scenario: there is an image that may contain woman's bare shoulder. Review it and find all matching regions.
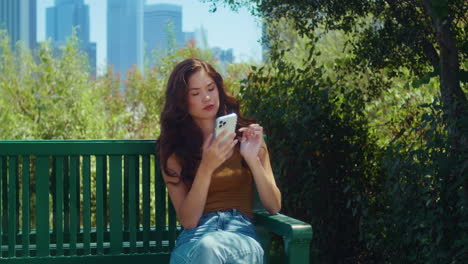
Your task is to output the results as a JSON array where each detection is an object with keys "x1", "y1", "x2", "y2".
[{"x1": 163, "y1": 153, "x2": 183, "y2": 184}]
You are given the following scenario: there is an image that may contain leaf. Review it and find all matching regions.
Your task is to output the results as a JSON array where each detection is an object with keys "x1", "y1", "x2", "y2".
[
  {"x1": 458, "y1": 70, "x2": 468, "y2": 83},
  {"x1": 431, "y1": 0, "x2": 449, "y2": 18}
]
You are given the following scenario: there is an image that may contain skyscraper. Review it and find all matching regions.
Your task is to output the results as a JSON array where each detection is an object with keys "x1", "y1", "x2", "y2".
[
  {"x1": 107, "y1": 0, "x2": 144, "y2": 77},
  {"x1": 0, "y1": 0, "x2": 37, "y2": 49},
  {"x1": 212, "y1": 47, "x2": 233, "y2": 64},
  {"x1": 144, "y1": 3, "x2": 183, "y2": 64},
  {"x1": 46, "y1": 0, "x2": 96, "y2": 75},
  {"x1": 47, "y1": 0, "x2": 89, "y2": 43}
]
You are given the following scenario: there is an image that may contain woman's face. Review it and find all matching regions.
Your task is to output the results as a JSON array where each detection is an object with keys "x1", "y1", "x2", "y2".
[{"x1": 186, "y1": 69, "x2": 220, "y2": 122}]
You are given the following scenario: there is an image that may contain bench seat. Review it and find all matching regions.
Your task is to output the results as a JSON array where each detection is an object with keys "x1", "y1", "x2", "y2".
[{"x1": 0, "y1": 140, "x2": 312, "y2": 263}]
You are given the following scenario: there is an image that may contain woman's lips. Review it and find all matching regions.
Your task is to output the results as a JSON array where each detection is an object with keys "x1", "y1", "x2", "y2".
[{"x1": 203, "y1": 104, "x2": 214, "y2": 111}]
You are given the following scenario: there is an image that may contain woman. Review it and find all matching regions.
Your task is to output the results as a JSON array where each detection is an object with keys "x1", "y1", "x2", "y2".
[{"x1": 158, "y1": 58, "x2": 281, "y2": 263}]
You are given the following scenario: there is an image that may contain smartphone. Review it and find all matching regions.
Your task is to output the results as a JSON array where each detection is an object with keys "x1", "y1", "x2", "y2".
[{"x1": 214, "y1": 113, "x2": 238, "y2": 141}]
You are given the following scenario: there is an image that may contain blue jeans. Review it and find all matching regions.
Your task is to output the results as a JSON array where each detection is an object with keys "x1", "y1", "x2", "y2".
[{"x1": 170, "y1": 209, "x2": 264, "y2": 264}]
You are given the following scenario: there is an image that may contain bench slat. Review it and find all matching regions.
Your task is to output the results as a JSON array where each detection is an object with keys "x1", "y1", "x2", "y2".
[
  {"x1": 69, "y1": 156, "x2": 79, "y2": 255},
  {"x1": 36, "y1": 156, "x2": 49, "y2": 257},
  {"x1": 123, "y1": 156, "x2": 128, "y2": 233},
  {"x1": 21, "y1": 157, "x2": 30, "y2": 257},
  {"x1": 155, "y1": 157, "x2": 165, "y2": 252},
  {"x1": 109, "y1": 155, "x2": 122, "y2": 254},
  {"x1": 95, "y1": 155, "x2": 105, "y2": 254},
  {"x1": 63, "y1": 156, "x2": 70, "y2": 250},
  {"x1": 8, "y1": 156, "x2": 17, "y2": 257},
  {"x1": 128, "y1": 155, "x2": 137, "y2": 253},
  {"x1": 55, "y1": 157, "x2": 64, "y2": 256},
  {"x1": 142, "y1": 155, "x2": 150, "y2": 252},
  {"x1": 0, "y1": 157, "x2": 3, "y2": 257},
  {"x1": 0, "y1": 252, "x2": 171, "y2": 263},
  {"x1": 0, "y1": 140, "x2": 156, "y2": 156},
  {"x1": 83, "y1": 155, "x2": 91, "y2": 255}
]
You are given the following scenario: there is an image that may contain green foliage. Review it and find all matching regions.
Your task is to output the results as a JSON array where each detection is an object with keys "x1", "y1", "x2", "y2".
[
  {"x1": 214, "y1": 0, "x2": 467, "y2": 77},
  {"x1": 238, "y1": 11, "x2": 466, "y2": 263},
  {"x1": 210, "y1": 0, "x2": 468, "y2": 154},
  {"x1": 365, "y1": 69, "x2": 440, "y2": 147},
  {"x1": 0, "y1": 28, "x2": 251, "y2": 140},
  {"x1": 364, "y1": 100, "x2": 467, "y2": 263},
  {"x1": 0, "y1": 30, "x2": 106, "y2": 140},
  {"x1": 240, "y1": 44, "x2": 382, "y2": 262}
]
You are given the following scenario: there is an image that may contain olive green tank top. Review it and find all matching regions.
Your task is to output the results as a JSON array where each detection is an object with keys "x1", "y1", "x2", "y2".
[{"x1": 203, "y1": 146, "x2": 254, "y2": 218}]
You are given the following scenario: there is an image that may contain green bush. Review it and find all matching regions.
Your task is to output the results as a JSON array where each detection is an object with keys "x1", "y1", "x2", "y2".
[
  {"x1": 364, "y1": 100, "x2": 467, "y2": 263},
  {"x1": 241, "y1": 17, "x2": 467, "y2": 263},
  {"x1": 240, "y1": 45, "x2": 382, "y2": 263},
  {"x1": 0, "y1": 31, "x2": 106, "y2": 140}
]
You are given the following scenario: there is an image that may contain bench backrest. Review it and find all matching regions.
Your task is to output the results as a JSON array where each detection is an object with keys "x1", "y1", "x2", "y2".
[{"x1": 0, "y1": 140, "x2": 176, "y2": 258}]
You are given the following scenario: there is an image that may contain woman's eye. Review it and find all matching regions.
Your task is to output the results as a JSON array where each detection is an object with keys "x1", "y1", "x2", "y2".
[
  {"x1": 191, "y1": 93, "x2": 199, "y2": 96},
  {"x1": 208, "y1": 87, "x2": 215, "y2": 91}
]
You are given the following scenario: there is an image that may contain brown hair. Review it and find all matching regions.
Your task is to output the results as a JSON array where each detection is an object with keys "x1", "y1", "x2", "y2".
[{"x1": 158, "y1": 58, "x2": 253, "y2": 186}]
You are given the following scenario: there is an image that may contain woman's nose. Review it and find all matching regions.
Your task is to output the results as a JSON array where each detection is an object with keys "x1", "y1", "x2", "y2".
[{"x1": 203, "y1": 93, "x2": 211, "y2": 101}]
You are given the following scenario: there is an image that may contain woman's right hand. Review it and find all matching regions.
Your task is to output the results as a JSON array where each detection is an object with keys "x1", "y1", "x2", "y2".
[{"x1": 200, "y1": 131, "x2": 238, "y2": 173}]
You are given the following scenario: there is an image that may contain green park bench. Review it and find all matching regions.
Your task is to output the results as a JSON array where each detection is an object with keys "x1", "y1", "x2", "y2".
[{"x1": 0, "y1": 140, "x2": 312, "y2": 263}]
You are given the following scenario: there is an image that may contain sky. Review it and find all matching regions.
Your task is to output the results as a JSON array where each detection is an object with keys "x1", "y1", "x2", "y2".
[{"x1": 36, "y1": 0, "x2": 264, "y2": 70}]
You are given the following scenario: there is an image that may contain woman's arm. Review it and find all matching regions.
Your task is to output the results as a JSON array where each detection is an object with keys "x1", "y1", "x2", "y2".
[
  {"x1": 163, "y1": 131, "x2": 238, "y2": 229},
  {"x1": 239, "y1": 125, "x2": 282, "y2": 214}
]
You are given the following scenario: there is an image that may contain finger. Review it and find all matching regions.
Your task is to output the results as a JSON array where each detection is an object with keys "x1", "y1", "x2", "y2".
[
  {"x1": 226, "y1": 148, "x2": 235, "y2": 159},
  {"x1": 229, "y1": 132, "x2": 237, "y2": 141},
  {"x1": 214, "y1": 130, "x2": 228, "y2": 145},
  {"x1": 252, "y1": 126, "x2": 263, "y2": 132},
  {"x1": 240, "y1": 126, "x2": 253, "y2": 135},
  {"x1": 238, "y1": 128, "x2": 247, "y2": 141},
  {"x1": 221, "y1": 134, "x2": 237, "y2": 151},
  {"x1": 226, "y1": 140, "x2": 238, "y2": 157},
  {"x1": 248, "y1": 128, "x2": 255, "y2": 137},
  {"x1": 218, "y1": 132, "x2": 237, "y2": 150},
  {"x1": 230, "y1": 139, "x2": 239, "y2": 149},
  {"x1": 203, "y1": 133, "x2": 214, "y2": 149},
  {"x1": 241, "y1": 132, "x2": 247, "y2": 142}
]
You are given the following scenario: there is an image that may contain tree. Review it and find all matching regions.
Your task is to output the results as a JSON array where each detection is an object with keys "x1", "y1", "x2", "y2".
[
  {"x1": 0, "y1": 30, "x2": 106, "y2": 140},
  {"x1": 206, "y1": 0, "x2": 467, "y2": 153},
  {"x1": 204, "y1": 1, "x2": 467, "y2": 262}
]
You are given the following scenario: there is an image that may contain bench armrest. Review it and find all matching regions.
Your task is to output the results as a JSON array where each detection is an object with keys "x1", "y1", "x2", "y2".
[{"x1": 254, "y1": 209, "x2": 312, "y2": 264}]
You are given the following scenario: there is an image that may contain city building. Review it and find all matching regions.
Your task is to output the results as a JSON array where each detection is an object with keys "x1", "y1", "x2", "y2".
[
  {"x1": 46, "y1": 0, "x2": 96, "y2": 75},
  {"x1": 144, "y1": 3, "x2": 183, "y2": 65},
  {"x1": 184, "y1": 31, "x2": 195, "y2": 45},
  {"x1": 212, "y1": 47, "x2": 233, "y2": 64},
  {"x1": 107, "y1": 0, "x2": 144, "y2": 77},
  {"x1": 192, "y1": 26, "x2": 208, "y2": 50},
  {"x1": 0, "y1": 0, "x2": 37, "y2": 49}
]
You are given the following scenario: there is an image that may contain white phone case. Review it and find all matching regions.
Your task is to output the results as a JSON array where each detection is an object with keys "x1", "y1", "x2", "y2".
[{"x1": 214, "y1": 113, "x2": 238, "y2": 140}]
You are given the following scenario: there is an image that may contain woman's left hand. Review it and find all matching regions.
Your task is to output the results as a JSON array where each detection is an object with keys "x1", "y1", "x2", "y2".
[{"x1": 239, "y1": 124, "x2": 263, "y2": 162}]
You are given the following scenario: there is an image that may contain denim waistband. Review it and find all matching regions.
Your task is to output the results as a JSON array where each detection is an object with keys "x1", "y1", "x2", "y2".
[
  {"x1": 175, "y1": 208, "x2": 258, "y2": 247},
  {"x1": 202, "y1": 208, "x2": 252, "y2": 220}
]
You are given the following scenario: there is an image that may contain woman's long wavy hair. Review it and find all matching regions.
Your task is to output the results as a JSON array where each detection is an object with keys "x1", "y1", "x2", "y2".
[{"x1": 158, "y1": 58, "x2": 254, "y2": 186}]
